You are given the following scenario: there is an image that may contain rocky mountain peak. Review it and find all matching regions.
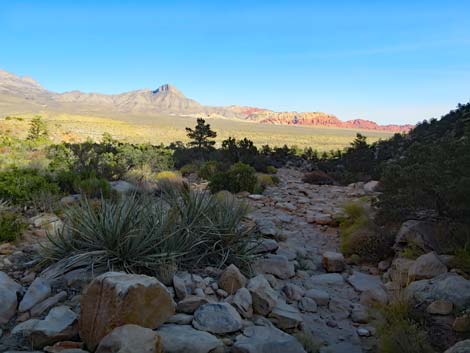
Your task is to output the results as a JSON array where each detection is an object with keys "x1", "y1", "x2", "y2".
[{"x1": 152, "y1": 84, "x2": 183, "y2": 96}]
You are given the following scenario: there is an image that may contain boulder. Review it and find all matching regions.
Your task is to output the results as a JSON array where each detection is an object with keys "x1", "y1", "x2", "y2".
[
  {"x1": 360, "y1": 286, "x2": 389, "y2": 306},
  {"x1": 347, "y1": 271, "x2": 383, "y2": 292},
  {"x1": 12, "y1": 306, "x2": 78, "y2": 349},
  {"x1": 268, "y1": 301, "x2": 303, "y2": 330},
  {"x1": 255, "y1": 255, "x2": 295, "y2": 279},
  {"x1": 408, "y1": 252, "x2": 447, "y2": 282},
  {"x1": 0, "y1": 272, "x2": 22, "y2": 324},
  {"x1": 322, "y1": 252, "x2": 345, "y2": 273},
  {"x1": 426, "y1": 300, "x2": 453, "y2": 315},
  {"x1": 247, "y1": 275, "x2": 278, "y2": 316},
  {"x1": 156, "y1": 324, "x2": 223, "y2": 353},
  {"x1": 405, "y1": 273, "x2": 470, "y2": 310},
  {"x1": 304, "y1": 289, "x2": 330, "y2": 306},
  {"x1": 254, "y1": 239, "x2": 279, "y2": 254},
  {"x1": 95, "y1": 324, "x2": 161, "y2": 353},
  {"x1": 394, "y1": 220, "x2": 439, "y2": 253},
  {"x1": 444, "y1": 340, "x2": 470, "y2": 353},
  {"x1": 31, "y1": 214, "x2": 63, "y2": 236},
  {"x1": 364, "y1": 180, "x2": 380, "y2": 193},
  {"x1": 192, "y1": 303, "x2": 242, "y2": 334},
  {"x1": 19, "y1": 277, "x2": 51, "y2": 312},
  {"x1": 31, "y1": 291, "x2": 67, "y2": 317},
  {"x1": 176, "y1": 295, "x2": 209, "y2": 314},
  {"x1": 232, "y1": 326, "x2": 306, "y2": 353},
  {"x1": 218, "y1": 264, "x2": 247, "y2": 295},
  {"x1": 79, "y1": 272, "x2": 175, "y2": 351},
  {"x1": 230, "y1": 287, "x2": 253, "y2": 319}
]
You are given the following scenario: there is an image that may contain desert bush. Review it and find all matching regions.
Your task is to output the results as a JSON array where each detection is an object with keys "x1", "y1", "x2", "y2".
[
  {"x1": 198, "y1": 161, "x2": 221, "y2": 180},
  {"x1": 266, "y1": 165, "x2": 277, "y2": 174},
  {"x1": 179, "y1": 163, "x2": 199, "y2": 176},
  {"x1": 40, "y1": 188, "x2": 256, "y2": 279},
  {"x1": 209, "y1": 162, "x2": 258, "y2": 194},
  {"x1": 30, "y1": 189, "x2": 62, "y2": 213},
  {"x1": 256, "y1": 173, "x2": 280, "y2": 191},
  {"x1": 0, "y1": 208, "x2": 24, "y2": 243},
  {"x1": 155, "y1": 170, "x2": 180, "y2": 181},
  {"x1": 0, "y1": 169, "x2": 60, "y2": 203},
  {"x1": 376, "y1": 298, "x2": 434, "y2": 353},
  {"x1": 302, "y1": 170, "x2": 334, "y2": 185},
  {"x1": 73, "y1": 176, "x2": 111, "y2": 198},
  {"x1": 123, "y1": 165, "x2": 157, "y2": 191}
]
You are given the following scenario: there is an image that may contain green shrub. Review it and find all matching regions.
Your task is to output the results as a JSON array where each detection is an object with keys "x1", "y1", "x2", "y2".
[
  {"x1": 376, "y1": 298, "x2": 434, "y2": 353},
  {"x1": 0, "y1": 169, "x2": 60, "y2": 203},
  {"x1": 209, "y1": 162, "x2": 258, "y2": 194},
  {"x1": 266, "y1": 165, "x2": 277, "y2": 174},
  {"x1": 452, "y1": 243, "x2": 470, "y2": 274},
  {"x1": 73, "y1": 177, "x2": 110, "y2": 198},
  {"x1": 198, "y1": 161, "x2": 220, "y2": 180},
  {"x1": 40, "y1": 188, "x2": 257, "y2": 279},
  {"x1": 156, "y1": 170, "x2": 181, "y2": 181},
  {"x1": 0, "y1": 211, "x2": 24, "y2": 243},
  {"x1": 179, "y1": 163, "x2": 199, "y2": 176}
]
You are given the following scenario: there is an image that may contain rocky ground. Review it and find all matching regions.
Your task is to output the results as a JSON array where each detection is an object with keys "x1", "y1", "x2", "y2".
[{"x1": 0, "y1": 168, "x2": 469, "y2": 353}]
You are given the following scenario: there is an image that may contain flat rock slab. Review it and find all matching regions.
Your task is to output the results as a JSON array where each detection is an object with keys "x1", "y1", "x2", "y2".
[
  {"x1": 232, "y1": 325, "x2": 306, "y2": 353},
  {"x1": 347, "y1": 271, "x2": 383, "y2": 292},
  {"x1": 193, "y1": 303, "x2": 242, "y2": 334},
  {"x1": 157, "y1": 324, "x2": 223, "y2": 353}
]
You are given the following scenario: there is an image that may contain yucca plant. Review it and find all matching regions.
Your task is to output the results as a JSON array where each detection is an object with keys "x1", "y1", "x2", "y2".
[{"x1": 40, "y1": 186, "x2": 257, "y2": 281}]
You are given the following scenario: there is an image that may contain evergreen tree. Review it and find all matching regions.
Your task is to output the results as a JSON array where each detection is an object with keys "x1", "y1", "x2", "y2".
[
  {"x1": 27, "y1": 116, "x2": 48, "y2": 140},
  {"x1": 185, "y1": 118, "x2": 217, "y2": 152}
]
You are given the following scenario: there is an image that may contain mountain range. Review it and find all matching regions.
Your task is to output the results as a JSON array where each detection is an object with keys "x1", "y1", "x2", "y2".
[{"x1": 0, "y1": 69, "x2": 413, "y2": 132}]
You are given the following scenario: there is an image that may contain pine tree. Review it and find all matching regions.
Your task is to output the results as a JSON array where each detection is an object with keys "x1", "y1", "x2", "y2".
[
  {"x1": 27, "y1": 116, "x2": 48, "y2": 140},
  {"x1": 185, "y1": 118, "x2": 217, "y2": 152}
]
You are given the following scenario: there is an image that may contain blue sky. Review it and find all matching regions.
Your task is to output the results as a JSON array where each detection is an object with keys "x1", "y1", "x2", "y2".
[{"x1": 1, "y1": 1, "x2": 469, "y2": 124}]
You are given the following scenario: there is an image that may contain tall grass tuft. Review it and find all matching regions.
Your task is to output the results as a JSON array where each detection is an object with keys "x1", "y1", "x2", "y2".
[{"x1": 40, "y1": 186, "x2": 257, "y2": 280}]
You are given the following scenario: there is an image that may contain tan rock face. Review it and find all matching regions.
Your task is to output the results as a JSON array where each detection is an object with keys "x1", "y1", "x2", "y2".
[
  {"x1": 218, "y1": 264, "x2": 247, "y2": 295},
  {"x1": 79, "y1": 272, "x2": 175, "y2": 351}
]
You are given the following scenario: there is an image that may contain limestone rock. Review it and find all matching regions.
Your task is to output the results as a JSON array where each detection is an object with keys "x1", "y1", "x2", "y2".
[
  {"x1": 192, "y1": 303, "x2": 242, "y2": 334},
  {"x1": 405, "y1": 273, "x2": 470, "y2": 310},
  {"x1": 426, "y1": 300, "x2": 453, "y2": 315},
  {"x1": 230, "y1": 287, "x2": 253, "y2": 319},
  {"x1": 218, "y1": 264, "x2": 247, "y2": 295},
  {"x1": 19, "y1": 277, "x2": 51, "y2": 313},
  {"x1": 322, "y1": 252, "x2": 345, "y2": 273},
  {"x1": 408, "y1": 252, "x2": 447, "y2": 282},
  {"x1": 176, "y1": 295, "x2": 209, "y2": 314},
  {"x1": 157, "y1": 324, "x2": 223, "y2": 353},
  {"x1": 255, "y1": 255, "x2": 295, "y2": 279},
  {"x1": 232, "y1": 325, "x2": 306, "y2": 353},
  {"x1": 79, "y1": 272, "x2": 175, "y2": 351},
  {"x1": 0, "y1": 271, "x2": 23, "y2": 324},
  {"x1": 444, "y1": 340, "x2": 470, "y2": 353},
  {"x1": 12, "y1": 306, "x2": 78, "y2": 349},
  {"x1": 247, "y1": 275, "x2": 278, "y2": 316},
  {"x1": 268, "y1": 301, "x2": 303, "y2": 330},
  {"x1": 95, "y1": 324, "x2": 161, "y2": 353}
]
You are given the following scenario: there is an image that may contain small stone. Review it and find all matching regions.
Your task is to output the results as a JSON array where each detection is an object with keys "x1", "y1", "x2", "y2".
[
  {"x1": 322, "y1": 251, "x2": 345, "y2": 273},
  {"x1": 304, "y1": 289, "x2": 330, "y2": 306},
  {"x1": 408, "y1": 252, "x2": 447, "y2": 282},
  {"x1": 326, "y1": 320, "x2": 338, "y2": 328},
  {"x1": 255, "y1": 255, "x2": 295, "y2": 279},
  {"x1": 230, "y1": 287, "x2": 253, "y2": 319},
  {"x1": 19, "y1": 277, "x2": 51, "y2": 313},
  {"x1": 453, "y1": 313, "x2": 470, "y2": 333},
  {"x1": 268, "y1": 301, "x2": 303, "y2": 330},
  {"x1": 218, "y1": 264, "x2": 247, "y2": 295},
  {"x1": 444, "y1": 339, "x2": 470, "y2": 353},
  {"x1": 157, "y1": 324, "x2": 223, "y2": 353},
  {"x1": 426, "y1": 300, "x2": 453, "y2": 315},
  {"x1": 176, "y1": 295, "x2": 209, "y2": 314},
  {"x1": 166, "y1": 313, "x2": 193, "y2": 325},
  {"x1": 351, "y1": 304, "x2": 369, "y2": 323},
  {"x1": 192, "y1": 303, "x2": 242, "y2": 334},
  {"x1": 0, "y1": 271, "x2": 23, "y2": 324},
  {"x1": 298, "y1": 297, "x2": 317, "y2": 313},
  {"x1": 357, "y1": 328, "x2": 371, "y2": 337},
  {"x1": 254, "y1": 239, "x2": 279, "y2": 254},
  {"x1": 95, "y1": 324, "x2": 161, "y2": 353},
  {"x1": 31, "y1": 291, "x2": 67, "y2": 317},
  {"x1": 247, "y1": 275, "x2": 278, "y2": 316},
  {"x1": 282, "y1": 283, "x2": 305, "y2": 302},
  {"x1": 216, "y1": 289, "x2": 228, "y2": 298}
]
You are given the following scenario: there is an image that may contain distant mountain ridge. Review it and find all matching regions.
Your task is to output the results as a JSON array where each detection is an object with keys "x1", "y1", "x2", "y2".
[{"x1": 0, "y1": 69, "x2": 413, "y2": 132}]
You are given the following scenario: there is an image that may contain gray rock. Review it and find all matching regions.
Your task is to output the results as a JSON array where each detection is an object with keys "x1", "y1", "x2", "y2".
[
  {"x1": 269, "y1": 301, "x2": 303, "y2": 330},
  {"x1": 247, "y1": 275, "x2": 278, "y2": 316},
  {"x1": 444, "y1": 340, "x2": 470, "y2": 353},
  {"x1": 329, "y1": 297, "x2": 351, "y2": 320},
  {"x1": 254, "y1": 239, "x2": 279, "y2": 254},
  {"x1": 282, "y1": 283, "x2": 305, "y2": 302},
  {"x1": 232, "y1": 325, "x2": 306, "y2": 353},
  {"x1": 173, "y1": 272, "x2": 192, "y2": 300},
  {"x1": 394, "y1": 220, "x2": 439, "y2": 253},
  {"x1": 364, "y1": 180, "x2": 379, "y2": 193},
  {"x1": 231, "y1": 287, "x2": 253, "y2": 319},
  {"x1": 157, "y1": 324, "x2": 223, "y2": 353},
  {"x1": 218, "y1": 264, "x2": 247, "y2": 295},
  {"x1": 347, "y1": 271, "x2": 383, "y2": 292},
  {"x1": 408, "y1": 252, "x2": 447, "y2": 282},
  {"x1": 30, "y1": 291, "x2": 67, "y2": 317},
  {"x1": 426, "y1": 300, "x2": 453, "y2": 315},
  {"x1": 176, "y1": 295, "x2": 209, "y2": 314},
  {"x1": 255, "y1": 255, "x2": 295, "y2": 279},
  {"x1": 298, "y1": 297, "x2": 317, "y2": 313},
  {"x1": 109, "y1": 180, "x2": 136, "y2": 194},
  {"x1": 192, "y1": 303, "x2": 242, "y2": 334},
  {"x1": 351, "y1": 304, "x2": 369, "y2": 323},
  {"x1": 0, "y1": 272, "x2": 22, "y2": 324},
  {"x1": 19, "y1": 277, "x2": 51, "y2": 313},
  {"x1": 256, "y1": 219, "x2": 278, "y2": 237},
  {"x1": 12, "y1": 306, "x2": 78, "y2": 349},
  {"x1": 360, "y1": 286, "x2": 389, "y2": 306},
  {"x1": 405, "y1": 273, "x2": 470, "y2": 310},
  {"x1": 308, "y1": 273, "x2": 345, "y2": 287},
  {"x1": 166, "y1": 313, "x2": 193, "y2": 325},
  {"x1": 96, "y1": 324, "x2": 160, "y2": 353},
  {"x1": 304, "y1": 288, "x2": 330, "y2": 306},
  {"x1": 322, "y1": 252, "x2": 345, "y2": 273}
]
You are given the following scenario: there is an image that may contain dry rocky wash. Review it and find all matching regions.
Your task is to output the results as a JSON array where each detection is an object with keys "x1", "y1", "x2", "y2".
[{"x1": 0, "y1": 168, "x2": 469, "y2": 353}]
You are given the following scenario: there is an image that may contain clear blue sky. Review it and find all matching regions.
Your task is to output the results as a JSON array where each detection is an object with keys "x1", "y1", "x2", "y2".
[{"x1": 1, "y1": 1, "x2": 469, "y2": 124}]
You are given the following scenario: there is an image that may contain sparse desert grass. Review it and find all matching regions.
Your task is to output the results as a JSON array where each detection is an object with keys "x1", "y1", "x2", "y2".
[{"x1": 0, "y1": 112, "x2": 392, "y2": 151}]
